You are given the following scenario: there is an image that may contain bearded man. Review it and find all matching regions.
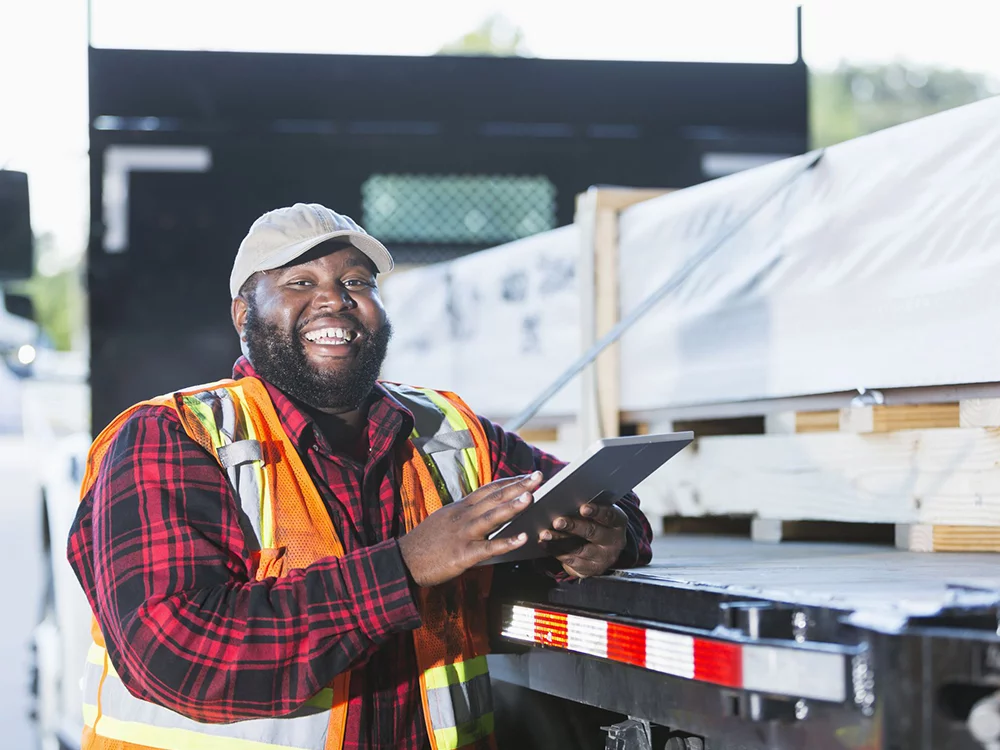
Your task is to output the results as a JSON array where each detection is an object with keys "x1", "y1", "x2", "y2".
[{"x1": 67, "y1": 203, "x2": 653, "y2": 750}]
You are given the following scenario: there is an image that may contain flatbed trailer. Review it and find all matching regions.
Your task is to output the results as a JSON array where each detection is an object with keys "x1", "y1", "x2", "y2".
[{"x1": 488, "y1": 536, "x2": 1000, "y2": 749}]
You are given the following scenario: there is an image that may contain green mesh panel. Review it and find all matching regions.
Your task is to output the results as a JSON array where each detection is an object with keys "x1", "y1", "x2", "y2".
[{"x1": 362, "y1": 174, "x2": 556, "y2": 245}]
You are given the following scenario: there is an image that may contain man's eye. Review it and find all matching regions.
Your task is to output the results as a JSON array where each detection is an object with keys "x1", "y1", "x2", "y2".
[
  {"x1": 344, "y1": 279, "x2": 374, "y2": 289},
  {"x1": 288, "y1": 279, "x2": 314, "y2": 287}
]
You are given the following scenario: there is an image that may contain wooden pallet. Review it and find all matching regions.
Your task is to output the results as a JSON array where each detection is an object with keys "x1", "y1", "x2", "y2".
[{"x1": 631, "y1": 397, "x2": 1000, "y2": 552}]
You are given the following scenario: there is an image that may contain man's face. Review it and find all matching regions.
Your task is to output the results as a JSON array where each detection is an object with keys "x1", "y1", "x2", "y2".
[{"x1": 231, "y1": 244, "x2": 393, "y2": 411}]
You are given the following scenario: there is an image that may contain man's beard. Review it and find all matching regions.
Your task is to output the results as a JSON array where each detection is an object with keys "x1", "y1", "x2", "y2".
[{"x1": 244, "y1": 301, "x2": 393, "y2": 411}]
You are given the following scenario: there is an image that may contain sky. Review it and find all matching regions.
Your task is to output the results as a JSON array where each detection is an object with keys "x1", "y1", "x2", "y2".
[{"x1": 1, "y1": 0, "x2": 999, "y2": 268}]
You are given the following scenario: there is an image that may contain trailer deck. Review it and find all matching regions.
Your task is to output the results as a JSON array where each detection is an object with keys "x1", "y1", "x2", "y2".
[{"x1": 490, "y1": 536, "x2": 1000, "y2": 749}]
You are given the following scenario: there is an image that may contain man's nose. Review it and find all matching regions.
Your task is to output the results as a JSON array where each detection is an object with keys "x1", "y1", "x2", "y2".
[{"x1": 312, "y1": 283, "x2": 356, "y2": 311}]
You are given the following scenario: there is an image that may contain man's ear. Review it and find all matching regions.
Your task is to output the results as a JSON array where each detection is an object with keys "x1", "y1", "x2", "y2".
[{"x1": 232, "y1": 296, "x2": 248, "y2": 341}]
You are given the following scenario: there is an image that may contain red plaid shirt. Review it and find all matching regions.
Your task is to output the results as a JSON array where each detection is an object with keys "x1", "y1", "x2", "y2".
[{"x1": 67, "y1": 357, "x2": 652, "y2": 750}]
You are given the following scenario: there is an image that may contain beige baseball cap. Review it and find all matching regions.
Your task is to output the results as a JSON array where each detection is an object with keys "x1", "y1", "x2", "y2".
[{"x1": 230, "y1": 203, "x2": 394, "y2": 298}]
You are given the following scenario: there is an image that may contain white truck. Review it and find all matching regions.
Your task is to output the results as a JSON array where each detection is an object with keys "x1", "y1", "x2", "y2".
[{"x1": 0, "y1": 170, "x2": 43, "y2": 431}]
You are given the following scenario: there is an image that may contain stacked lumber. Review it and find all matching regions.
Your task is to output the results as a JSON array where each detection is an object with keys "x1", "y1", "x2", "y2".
[{"x1": 637, "y1": 398, "x2": 1000, "y2": 552}]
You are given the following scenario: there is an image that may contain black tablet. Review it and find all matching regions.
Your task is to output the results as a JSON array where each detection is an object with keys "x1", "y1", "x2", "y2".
[{"x1": 476, "y1": 431, "x2": 694, "y2": 566}]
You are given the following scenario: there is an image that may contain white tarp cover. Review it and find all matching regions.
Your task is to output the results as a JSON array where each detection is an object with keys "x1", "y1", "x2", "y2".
[
  {"x1": 382, "y1": 96, "x2": 1000, "y2": 419},
  {"x1": 619, "y1": 96, "x2": 1000, "y2": 410},
  {"x1": 380, "y1": 226, "x2": 580, "y2": 418}
]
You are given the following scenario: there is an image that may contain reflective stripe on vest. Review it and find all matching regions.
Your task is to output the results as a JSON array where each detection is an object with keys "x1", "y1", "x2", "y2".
[
  {"x1": 82, "y1": 643, "x2": 332, "y2": 750},
  {"x1": 180, "y1": 388, "x2": 272, "y2": 549},
  {"x1": 383, "y1": 384, "x2": 494, "y2": 749},
  {"x1": 423, "y1": 656, "x2": 494, "y2": 750},
  {"x1": 384, "y1": 384, "x2": 481, "y2": 506}
]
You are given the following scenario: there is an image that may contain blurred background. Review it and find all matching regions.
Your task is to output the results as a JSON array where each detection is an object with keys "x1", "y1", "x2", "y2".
[{"x1": 1, "y1": 1, "x2": 999, "y2": 747}]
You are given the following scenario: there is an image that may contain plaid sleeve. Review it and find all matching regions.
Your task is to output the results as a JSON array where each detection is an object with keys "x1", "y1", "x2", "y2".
[
  {"x1": 67, "y1": 406, "x2": 421, "y2": 723},
  {"x1": 478, "y1": 417, "x2": 653, "y2": 569}
]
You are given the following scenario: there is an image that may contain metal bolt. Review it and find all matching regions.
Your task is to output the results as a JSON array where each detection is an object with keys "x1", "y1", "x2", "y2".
[
  {"x1": 967, "y1": 691, "x2": 1000, "y2": 749},
  {"x1": 852, "y1": 651, "x2": 876, "y2": 717},
  {"x1": 792, "y1": 611, "x2": 808, "y2": 643},
  {"x1": 795, "y1": 699, "x2": 809, "y2": 720},
  {"x1": 852, "y1": 387, "x2": 885, "y2": 407}
]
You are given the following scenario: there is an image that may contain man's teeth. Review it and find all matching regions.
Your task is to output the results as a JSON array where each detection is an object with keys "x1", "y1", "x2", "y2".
[{"x1": 303, "y1": 327, "x2": 355, "y2": 343}]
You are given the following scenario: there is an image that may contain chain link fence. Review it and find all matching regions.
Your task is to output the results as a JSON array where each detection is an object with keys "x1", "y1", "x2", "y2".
[{"x1": 362, "y1": 174, "x2": 556, "y2": 263}]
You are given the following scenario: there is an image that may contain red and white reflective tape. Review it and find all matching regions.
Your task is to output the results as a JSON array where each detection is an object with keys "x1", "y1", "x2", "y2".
[{"x1": 500, "y1": 604, "x2": 847, "y2": 703}]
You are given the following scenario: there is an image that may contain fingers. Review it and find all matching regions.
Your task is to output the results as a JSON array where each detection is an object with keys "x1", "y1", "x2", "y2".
[
  {"x1": 560, "y1": 557, "x2": 604, "y2": 579},
  {"x1": 466, "y1": 472, "x2": 543, "y2": 508},
  {"x1": 550, "y1": 515, "x2": 616, "y2": 545},
  {"x1": 550, "y1": 505, "x2": 629, "y2": 579},
  {"x1": 470, "y1": 490, "x2": 534, "y2": 537},
  {"x1": 556, "y1": 541, "x2": 617, "y2": 578},
  {"x1": 579, "y1": 502, "x2": 627, "y2": 528},
  {"x1": 471, "y1": 531, "x2": 529, "y2": 564},
  {"x1": 560, "y1": 559, "x2": 598, "y2": 579},
  {"x1": 538, "y1": 528, "x2": 573, "y2": 543}
]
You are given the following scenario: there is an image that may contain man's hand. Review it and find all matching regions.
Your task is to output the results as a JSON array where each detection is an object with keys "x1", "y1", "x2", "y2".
[
  {"x1": 398, "y1": 472, "x2": 543, "y2": 587},
  {"x1": 540, "y1": 502, "x2": 628, "y2": 578}
]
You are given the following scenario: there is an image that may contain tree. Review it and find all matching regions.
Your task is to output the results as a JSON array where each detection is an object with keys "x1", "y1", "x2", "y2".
[
  {"x1": 810, "y1": 63, "x2": 999, "y2": 148},
  {"x1": 437, "y1": 14, "x2": 532, "y2": 57},
  {"x1": 11, "y1": 232, "x2": 86, "y2": 351}
]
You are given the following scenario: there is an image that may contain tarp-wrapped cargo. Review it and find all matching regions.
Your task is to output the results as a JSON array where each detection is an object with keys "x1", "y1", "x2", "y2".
[{"x1": 382, "y1": 97, "x2": 1000, "y2": 422}]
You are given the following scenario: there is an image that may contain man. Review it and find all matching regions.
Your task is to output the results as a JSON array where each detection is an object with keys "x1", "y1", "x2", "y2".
[{"x1": 68, "y1": 203, "x2": 653, "y2": 750}]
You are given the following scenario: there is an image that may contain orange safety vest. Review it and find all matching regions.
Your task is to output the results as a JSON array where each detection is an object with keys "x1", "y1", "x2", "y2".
[{"x1": 78, "y1": 376, "x2": 497, "y2": 750}]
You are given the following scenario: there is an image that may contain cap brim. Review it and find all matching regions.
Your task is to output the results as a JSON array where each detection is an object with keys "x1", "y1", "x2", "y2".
[{"x1": 256, "y1": 229, "x2": 394, "y2": 277}]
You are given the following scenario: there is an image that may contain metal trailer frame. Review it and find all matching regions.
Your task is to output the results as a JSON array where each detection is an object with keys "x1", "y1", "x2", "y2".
[{"x1": 487, "y1": 537, "x2": 1000, "y2": 749}]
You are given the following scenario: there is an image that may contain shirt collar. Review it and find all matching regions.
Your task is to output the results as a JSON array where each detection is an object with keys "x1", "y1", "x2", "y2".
[{"x1": 231, "y1": 356, "x2": 413, "y2": 455}]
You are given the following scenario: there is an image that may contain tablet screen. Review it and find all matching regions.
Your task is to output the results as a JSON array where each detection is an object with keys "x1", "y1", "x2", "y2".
[{"x1": 476, "y1": 431, "x2": 693, "y2": 566}]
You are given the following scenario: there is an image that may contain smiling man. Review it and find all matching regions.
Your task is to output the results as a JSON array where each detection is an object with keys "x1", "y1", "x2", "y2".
[{"x1": 67, "y1": 203, "x2": 653, "y2": 750}]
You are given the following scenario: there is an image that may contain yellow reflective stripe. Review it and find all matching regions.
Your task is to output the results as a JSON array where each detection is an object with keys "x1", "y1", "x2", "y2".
[
  {"x1": 230, "y1": 384, "x2": 274, "y2": 547},
  {"x1": 255, "y1": 457, "x2": 273, "y2": 548},
  {"x1": 88, "y1": 641, "x2": 333, "y2": 739},
  {"x1": 419, "y1": 389, "x2": 480, "y2": 492},
  {"x1": 303, "y1": 687, "x2": 334, "y2": 710},
  {"x1": 87, "y1": 642, "x2": 105, "y2": 665},
  {"x1": 423, "y1": 656, "x2": 490, "y2": 691},
  {"x1": 418, "y1": 390, "x2": 465, "y2": 432},
  {"x1": 88, "y1": 643, "x2": 120, "y2": 679},
  {"x1": 432, "y1": 713, "x2": 495, "y2": 750},
  {"x1": 181, "y1": 395, "x2": 226, "y2": 451},
  {"x1": 87, "y1": 711, "x2": 318, "y2": 750}
]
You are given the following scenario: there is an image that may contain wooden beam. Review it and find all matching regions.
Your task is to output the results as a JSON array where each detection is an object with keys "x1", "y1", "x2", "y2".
[
  {"x1": 839, "y1": 403, "x2": 960, "y2": 433},
  {"x1": 576, "y1": 190, "x2": 602, "y2": 451},
  {"x1": 896, "y1": 524, "x2": 1000, "y2": 552},
  {"x1": 960, "y1": 398, "x2": 1000, "y2": 428},
  {"x1": 575, "y1": 187, "x2": 672, "y2": 450},
  {"x1": 591, "y1": 187, "x2": 672, "y2": 212},
  {"x1": 795, "y1": 410, "x2": 840, "y2": 433},
  {"x1": 653, "y1": 427, "x2": 1000, "y2": 526},
  {"x1": 764, "y1": 412, "x2": 797, "y2": 435},
  {"x1": 514, "y1": 427, "x2": 559, "y2": 444},
  {"x1": 593, "y1": 204, "x2": 620, "y2": 440}
]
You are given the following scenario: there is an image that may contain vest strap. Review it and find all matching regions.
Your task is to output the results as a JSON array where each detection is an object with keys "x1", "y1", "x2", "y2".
[
  {"x1": 412, "y1": 430, "x2": 475, "y2": 454},
  {"x1": 218, "y1": 439, "x2": 263, "y2": 468}
]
